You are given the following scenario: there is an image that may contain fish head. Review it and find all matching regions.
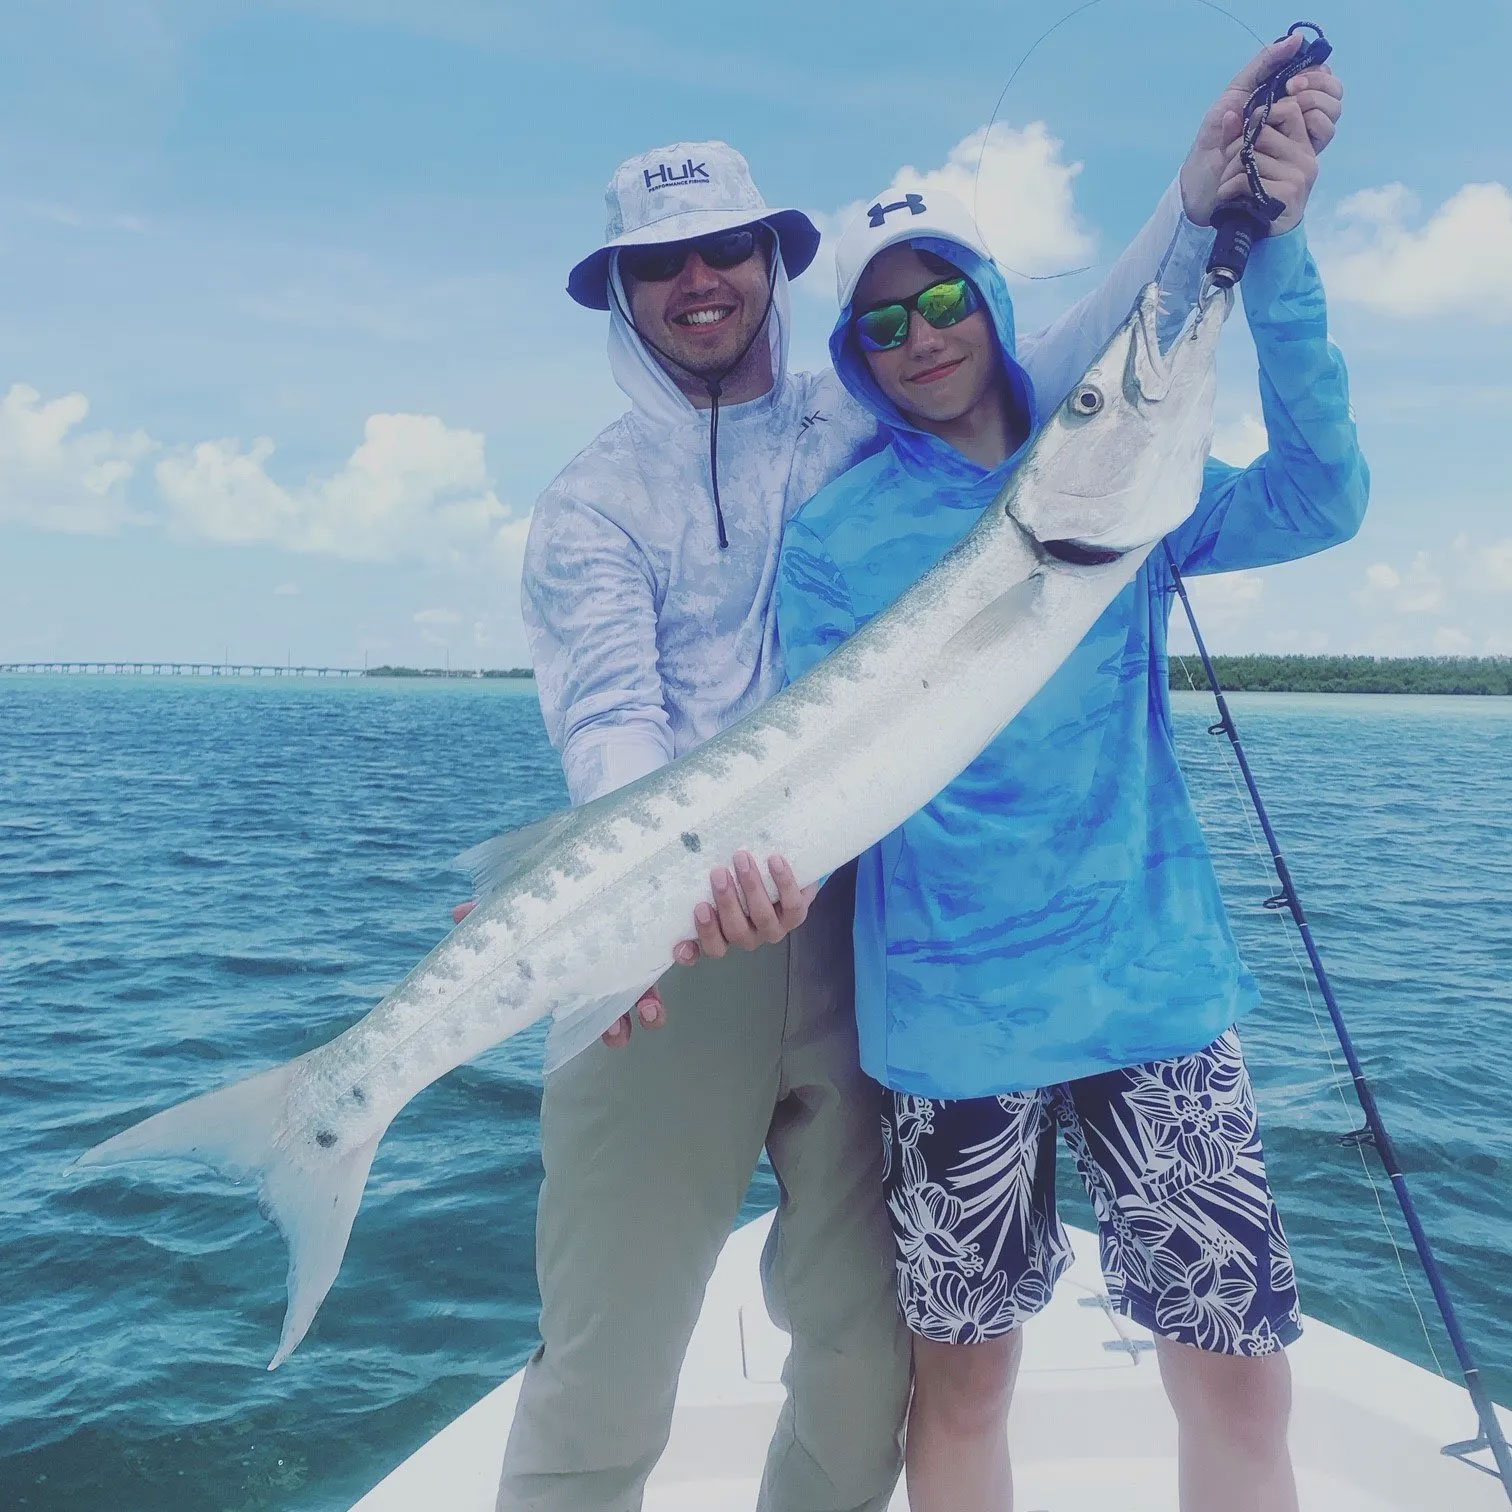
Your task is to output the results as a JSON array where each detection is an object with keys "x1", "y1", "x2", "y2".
[{"x1": 1009, "y1": 279, "x2": 1229, "y2": 559}]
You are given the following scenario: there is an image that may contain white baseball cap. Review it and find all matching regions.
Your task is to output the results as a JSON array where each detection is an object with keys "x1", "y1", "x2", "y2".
[
  {"x1": 567, "y1": 140, "x2": 821, "y2": 310},
  {"x1": 833, "y1": 185, "x2": 994, "y2": 310}
]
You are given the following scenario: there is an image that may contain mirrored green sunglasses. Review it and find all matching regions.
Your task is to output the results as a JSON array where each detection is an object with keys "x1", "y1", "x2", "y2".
[{"x1": 853, "y1": 276, "x2": 982, "y2": 353}]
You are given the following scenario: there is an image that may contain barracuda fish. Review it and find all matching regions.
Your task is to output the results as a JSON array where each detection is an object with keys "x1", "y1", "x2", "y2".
[{"x1": 77, "y1": 280, "x2": 1229, "y2": 1369}]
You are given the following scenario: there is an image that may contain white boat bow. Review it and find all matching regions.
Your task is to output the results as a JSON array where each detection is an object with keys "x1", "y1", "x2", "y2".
[{"x1": 351, "y1": 1212, "x2": 1511, "y2": 1511}]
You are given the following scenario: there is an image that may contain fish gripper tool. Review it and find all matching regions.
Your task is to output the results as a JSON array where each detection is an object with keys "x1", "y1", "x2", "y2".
[{"x1": 1207, "y1": 21, "x2": 1332, "y2": 288}]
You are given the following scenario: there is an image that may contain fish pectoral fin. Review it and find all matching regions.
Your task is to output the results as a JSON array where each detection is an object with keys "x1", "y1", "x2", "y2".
[
  {"x1": 455, "y1": 811, "x2": 576, "y2": 899},
  {"x1": 936, "y1": 576, "x2": 1045, "y2": 672},
  {"x1": 542, "y1": 982, "x2": 662, "y2": 1075}
]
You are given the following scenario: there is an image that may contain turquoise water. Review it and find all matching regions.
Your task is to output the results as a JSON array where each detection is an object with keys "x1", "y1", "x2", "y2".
[{"x1": 2, "y1": 677, "x2": 1509, "y2": 1510}]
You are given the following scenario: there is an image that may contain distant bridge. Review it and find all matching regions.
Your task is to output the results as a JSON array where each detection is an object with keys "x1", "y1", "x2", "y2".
[{"x1": 0, "y1": 661, "x2": 364, "y2": 678}]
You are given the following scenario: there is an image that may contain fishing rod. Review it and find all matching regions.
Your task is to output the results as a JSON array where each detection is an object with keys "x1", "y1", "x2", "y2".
[{"x1": 1167, "y1": 553, "x2": 1512, "y2": 1498}]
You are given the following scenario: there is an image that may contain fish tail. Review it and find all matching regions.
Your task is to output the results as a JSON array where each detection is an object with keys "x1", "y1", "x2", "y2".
[{"x1": 76, "y1": 1058, "x2": 387, "y2": 1370}]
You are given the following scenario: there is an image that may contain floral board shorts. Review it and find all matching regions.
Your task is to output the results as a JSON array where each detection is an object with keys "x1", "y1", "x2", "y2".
[{"x1": 880, "y1": 1028, "x2": 1302, "y2": 1355}]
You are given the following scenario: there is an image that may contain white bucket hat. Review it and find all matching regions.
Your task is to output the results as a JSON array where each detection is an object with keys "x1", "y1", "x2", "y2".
[
  {"x1": 567, "y1": 140, "x2": 821, "y2": 310},
  {"x1": 833, "y1": 185, "x2": 994, "y2": 310}
]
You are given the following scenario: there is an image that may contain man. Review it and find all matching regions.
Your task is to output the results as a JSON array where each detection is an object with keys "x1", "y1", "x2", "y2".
[
  {"x1": 773, "y1": 67, "x2": 1359, "y2": 1512},
  {"x1": 494, "y1": 38, "x2": 1342, "y2": 1512}
]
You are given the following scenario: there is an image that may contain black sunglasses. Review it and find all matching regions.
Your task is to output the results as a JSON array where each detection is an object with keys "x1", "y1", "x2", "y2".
[{"x1": 619, "y1": 225, "x2": 769, "y2": 284}]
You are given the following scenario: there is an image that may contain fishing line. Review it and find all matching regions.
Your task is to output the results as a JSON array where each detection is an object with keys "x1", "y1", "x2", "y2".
[
  {"x1": 970, "y1": 0, "x2": 1264, "y2": 280},
  {"x1": 1168, "y1": 651, "x2": 1449, "y2": 1380}
]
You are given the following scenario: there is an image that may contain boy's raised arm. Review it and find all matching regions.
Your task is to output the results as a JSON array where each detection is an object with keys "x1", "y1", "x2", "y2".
[{"x1": 1166, "y1": 225, "x2": 1368, "y2": 576}]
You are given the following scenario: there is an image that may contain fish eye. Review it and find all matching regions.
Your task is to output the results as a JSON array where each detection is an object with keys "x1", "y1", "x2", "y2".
[{"x1": 1069, "y1": 385, "x2": 1104, "y2": 417}]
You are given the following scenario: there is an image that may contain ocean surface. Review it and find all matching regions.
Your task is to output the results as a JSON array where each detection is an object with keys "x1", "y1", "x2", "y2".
[{"x1": 1, "y1": 677, "x2": 1509, "y2": 1511}]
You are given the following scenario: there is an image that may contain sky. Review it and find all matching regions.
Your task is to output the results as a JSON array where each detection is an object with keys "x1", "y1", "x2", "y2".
[{"x1": 1, "y1": 0, "x2": 1509, "y2": 669}]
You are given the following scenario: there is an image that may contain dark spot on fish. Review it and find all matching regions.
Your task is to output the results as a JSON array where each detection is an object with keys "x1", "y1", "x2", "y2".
[
  {"x1": 783, "y1": 786, "x2": 791, "y2": 799},
  {"x1": 681, "y1": 831, "x2": 701, "y2": 853},
  {"x1": 517, "y1": 959, "x2": 535, "y2": 982},
  {"x1": 349, "y1": 1086, "x2": 366, "y2": 1106},
  {"x1": 921, "y1": 679, "x2": 930, "y2": 689},
  {"x1": 315, "y1": 1129, "x2": 337, "y2": 1149}
]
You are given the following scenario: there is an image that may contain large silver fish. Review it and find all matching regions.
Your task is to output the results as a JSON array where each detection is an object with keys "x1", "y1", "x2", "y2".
[{"x1": 78, "y1": 280, "x2": 1229, "y2": 1368}]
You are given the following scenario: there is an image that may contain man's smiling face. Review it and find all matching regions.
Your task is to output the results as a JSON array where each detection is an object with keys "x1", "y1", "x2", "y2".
[{"x1": 623, "y1": 227, "x2": 774, "y2": 387}]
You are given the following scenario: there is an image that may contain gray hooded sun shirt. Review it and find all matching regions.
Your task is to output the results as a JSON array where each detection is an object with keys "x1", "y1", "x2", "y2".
[{"x1": 522, "y1": 183, "x2": 1212, "y2": 807}]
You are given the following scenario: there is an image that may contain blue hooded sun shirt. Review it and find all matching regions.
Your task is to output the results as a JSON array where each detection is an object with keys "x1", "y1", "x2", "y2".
[{"x1": 775, "y1": 227, "x2": 1369, "y2": 1101}]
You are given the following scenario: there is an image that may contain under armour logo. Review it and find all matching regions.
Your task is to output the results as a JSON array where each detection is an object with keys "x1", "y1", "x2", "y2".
[
  {"x1": 644, "y1": 158, "x2": 710, "y2": 192},
  {"x1": 867, "y1": 193, "x2": 926, "y2": 228},
  {"x1": 799, "y1": 411, "x2": 828, "y2": 434}
]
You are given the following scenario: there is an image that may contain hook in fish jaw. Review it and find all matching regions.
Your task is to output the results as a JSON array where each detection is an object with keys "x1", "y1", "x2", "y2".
[{"x1": 1196, "y1": 274, "x2": 1235, "y2": 323}]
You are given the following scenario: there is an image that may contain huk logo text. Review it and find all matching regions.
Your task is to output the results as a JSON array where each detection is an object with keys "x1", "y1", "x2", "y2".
[{"x1": 645, "y1": 159, "x2": 711, "y2": 192}]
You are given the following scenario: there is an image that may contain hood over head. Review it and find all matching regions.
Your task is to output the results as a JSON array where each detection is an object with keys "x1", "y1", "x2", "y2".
[{"x1": 828, "y1": 185, "x2": 1034, "y2": 484}]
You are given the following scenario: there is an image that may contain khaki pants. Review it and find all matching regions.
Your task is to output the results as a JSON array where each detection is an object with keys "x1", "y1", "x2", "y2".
[{"x1": 495, "y1": 864, "x2": 910, "y2": 1512}]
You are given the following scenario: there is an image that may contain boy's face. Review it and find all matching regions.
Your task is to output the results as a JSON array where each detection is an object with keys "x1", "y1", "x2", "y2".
[{"x1": 853, "y1": 245, "x2": 1001, "y2": 427}]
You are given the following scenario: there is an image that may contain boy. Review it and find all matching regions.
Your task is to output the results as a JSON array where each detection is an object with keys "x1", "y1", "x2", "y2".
[{"x1": 773, "y1": 91, "x2": 1365, "y2": 1512}]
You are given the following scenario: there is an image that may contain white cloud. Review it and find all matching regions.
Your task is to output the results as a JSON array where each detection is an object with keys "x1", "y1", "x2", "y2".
[
  {"x1": 807, "y1": 120, "x2": 1095, "y2": 300},
  {"x1": 1184, "y1": 568, "x2": 1265, "y2": 621},
  {"x1": 413, "y1": 605, "x2": 464, "y2": 652},
  {"x1": 1324, "y1": 182, "x2": 1512, "y2": 320},
  {"x1": 1168, "y1": 570, "x2": 1266, "y2": 655},
  {"x1": 1477, "y1": 539, "x2": 1512, "y2": 592},
  {"x1": 1345, "y1": 537, "x2": 1512, "y2": 654},
  {"x1": 2, "y1": 377, "x2": 531, "y2": 596},
  {"x1": 488, "y1": 513, "x2": 532, "y2": 583},
  {"x1": 1370, "y1": 555, "x2": 1438, "y2": 610},
  {"x1": 1212, "y1": 414, "x2": 1267, "y2": 467},
  {"x1": 0, "y1": 382, "x2": 155, "y2": 533},
  {"x1": 1353, "y1": 550, "x2": 1444, "y2": 614},
  {"x1": 155, "y1": 412, "x2": 510, "y2": 567}
]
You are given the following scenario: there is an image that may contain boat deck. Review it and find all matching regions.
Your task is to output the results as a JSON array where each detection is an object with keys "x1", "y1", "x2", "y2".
[{"x1": 352, "y1": 1213, "x2": 1511, "y2": 1510}]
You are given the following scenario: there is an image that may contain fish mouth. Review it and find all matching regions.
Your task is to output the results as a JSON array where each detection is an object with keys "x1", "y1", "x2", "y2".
[
  {"x1": 1127, "y1": 283, "x2": 1173, "y2": 402},
  {"x1": 1041, "y1": 539, "x2": 1126, "y2": 566},
  {"x1": 1127, "y1": 277, "x2": 1231, "y2": 403},
  {"x1": 1002, "y1": 509, "x2": 1124, "y2": 569}
]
